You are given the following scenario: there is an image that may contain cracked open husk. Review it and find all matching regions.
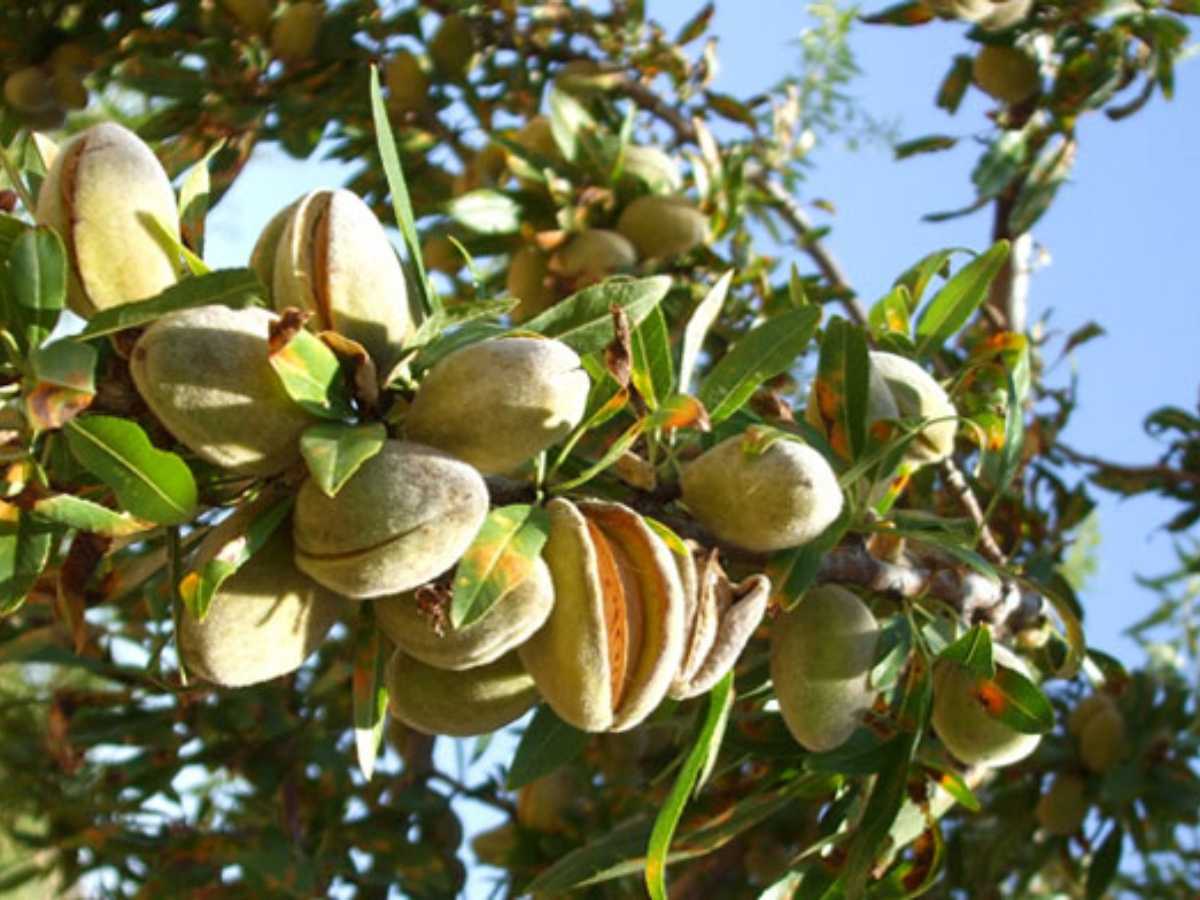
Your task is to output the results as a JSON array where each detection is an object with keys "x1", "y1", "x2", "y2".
[
  {"x1": 669, "y1": 546, "x2": 769, "y2": 701},
  {"x1": 36, "y1": 122, "x2": 180, "y2": 318},
  {"x1": 519, "y1": 498, "x2": 685, "y2": 732},
  {"x1": 271, "y1": 187, "x2": 416, "y2": 372}
]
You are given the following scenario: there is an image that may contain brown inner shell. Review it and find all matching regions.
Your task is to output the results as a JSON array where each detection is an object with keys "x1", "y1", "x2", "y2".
[
  {"x1": 309, "y1": 195, "x2": 334, "y2": 330},
  {"x1": 586, "y1": 520, "x2": 628, "y2": 711}
]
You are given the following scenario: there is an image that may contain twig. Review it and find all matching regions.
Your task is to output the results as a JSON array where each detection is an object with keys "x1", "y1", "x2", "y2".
[
  {"x1": 939, "y1": 458, "x2": 1006, "y2": 565},
  {"x1": 1056, "y1": 442, "x2": 1200, "y2": 489}
]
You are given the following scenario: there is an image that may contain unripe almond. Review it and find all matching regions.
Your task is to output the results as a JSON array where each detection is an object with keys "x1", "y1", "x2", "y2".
[
  {"x1": 618, "y1": 145, "x2": 683, "y2": 194},
  {"x1": 519, "y1": 498, "x2": 686, "y2": 733},
  {"x1": 386, "y1": 649, "x2": 538, "y2": 737},
  {"x1": 421, "y1": 233, "x2": 461, "y2": 275},
  {"x1": 179, "y1": 521, "x2": 344, "y2": 687},
  {"x1": 1067, "y1": 692, "x2": 1116, "y2": 738},
  {"x1": 1080, "y1": 706, "x2": 1127, "y2": 774},
  {"x1": 931, "y1": 643, "x2": 1042, "y2": 768},
  {"x1": 293, "y1": 440, "x2": 488, "y2": 599},
  {"x1": 869, "y1": 351, "x2": 958, "y2": 465},
  {"x1": 506, "y1": 246, "x2": 557, "y2": 322},
  {"x1": 550, "y1": 229, "x2": 637, "y2": 284},
  {"x1": 385, "y1": 50, "x2": 429, "y2": 114},
  {"x1": 617, "y1": 195, "x2": 708, "y2": 259},
  {"x1": 4, "y1": 67, "x2": 55, "y2": 114},
  {"x1": 36, "y1": 122, "x2": 181, "y2": 318},
  {"x1": 130, "y1": 305, "x2": 318, "y2": 477},
  {"x1": 271, "y1": 1, "x2": 322, "y2": 63},
  {"x1": 273, "y1": 188, "x2": 416, "y2": 371},
  {"x1": 221, "y1": 0, "x2": 273, "y2": 34},
  {"x1": 50, "y1": 70, "x2": 88, "y2": 111},
  {"x1": 429, "y1": 14, "x2": 475, "y2": 78},
  {"x1": 376, "y1": 558, "x2": 554, "y2": 671},
  {"x1": 973, "y1": 45, "x2": 1040, "y2": 104},
  {"x1": 770, "y1": 585, "x2": 880, "y2": 752},
  {"x1": 681, "y1": 434, "x2": 844, "y2": 553},
  {"x1": 406, "y1": 337, "x2": 590, "y2": 476},
  {"x1": 1035, "y1": 773, "x2": 1088, "y2": 836},
  {"x1": 249, "y1": 200, "x2": 298, "y2": 298}
]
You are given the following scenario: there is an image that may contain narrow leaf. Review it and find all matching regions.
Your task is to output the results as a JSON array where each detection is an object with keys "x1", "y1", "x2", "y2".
[
  {"x1": 64, "y1": 416, "x2": 198, "y2": 526},
  {"x1": 76, "y1": 268, "x2": 263, "y2": 339},
  {"x1": 915, "y1": 241, "x2": 1010, "y2": 355},
  {"x1": 0, "y1": 502, "x2": 54, "y2": 616},
  {"x1": 814, "y1": 317, "x2": 870, "y2": 460},
  {"x1": 4, "y1": 225, "x2": 65, "y2": 351},
  {"x1": 507, "y1": 704, "x2": 590, "y2": 790},
  {"x1": 766, "y1": 508, "x2": 850, "y2": 611},
  {"x1": 268, "y1": 328, "x2": 355, "y2": 420},
  {"x1": 451, "y1": 505, "x2": 551, "y2": 629},
  {"x1": 698, "y1": 306, "x2": 820, "y2": 424},
  {"x1": 299, "y1": 422, "x2": 387, "y2": 498},
  {"x1": 353, "y1": 605, "x2": 389, "y2": 781},
  {"x1": 630, "y1": 304, "x2": 675, "y2": 410},
  {"x1": 368, "y1": 65, "x2": 437, "y2": 318},
  {"x1": 977, "y1": 664, "x2": 1055, "y2": 734},
  {"x1": 32, "y1": 494, "x2": 154, "y2": 538},
  {"x1": 646, "y1": 671, "x2": 734, "y2": 900},
  {"x1": 521, "y1": 276, "x2": 671, "y2": 356},
  {"x1": 446, "y1": 189, "x2": 521, "y2": 234},
  {"x1": 177, "y1": 498, "x2": 292, "y2": 621},
  {"x1": 1086, "y1": 825, "x2": 1123, "y2": 900},
  {"x1": 679, "y1": 271, "x2": 732, "y2": 394},
  {"x1": 938, "y1": 625, "x2": 994, "y2": 679},
  {"x1": 178, "y1": 139, "x2": 225, "y2": 257}
]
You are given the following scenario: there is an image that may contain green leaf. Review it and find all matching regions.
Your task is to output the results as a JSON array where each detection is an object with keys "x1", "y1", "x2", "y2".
[
  {"x1": 630, "y1": 304, "x2": 675, "y2": 410},
  {"x1": 30, "y1": 339, "x2": 96, "y2": 393},
  {"x1": 178, "y1": 498, "x2": 292, "y2": 621},
  {"x1": 445, "y1": 189, "x2": 521, "y2": 234},
  {"x1": 766, "y1": 507, "x2": 850, "y2": 611},
  {"x1": 63, "y1": 415, "x2": 198, "y2": 526},
  {"x1": 178, "y1": 139, "x2": 225, "y2": 258},
  {"x1": 268, "y1": 328, "x2": 355, "y2": 421},
  {"x1": 299, "y1": 422, "x2": 387, "y2": 498},
  {"x1": 548, "y1": 84, "x2": 596, "y2": 162},
  {"x1": 1009, "y1": 137, "x2": 1076, "y2": 234},
  {"x1": 31, "y1": 494, "x2": 153, "y2": 538},
  {"x1": 521, "y1": 276, "x2": 671, "y2": 356},
  {"x1": 938, "y1": 625, "x2": 994, "y2": 679},
  {"x1": 3, "y1": 225, "x2": 65, "y2": 351},
  {"x1": 894, "y1": 248, "x2": 966, "y2": 306},
  {"x1": 552, "y1": 418, "x2": 645, "y2": 492},
  {"x1": 868, "y1": 286, "x2": 911, "y2": 340},
  {"x1": 893, "y1": 134, "x2": 957, "y2": 160},
  {"x1": 814, "y1": 317, "x2": 870, "y2": 461},
  {"x1": 368, "y1": 65, "x2": 437, "y2": 318},
  {"x1": 451, "y1": 505, "x2": 551, "y2": 629},
  {"x1": 408, "y1": 298, "x2": 517, "y2": 353},
  {"x1": 0, "y1": 505, "x2": 54, "y2": 616},
  {"x1": 972, "y1": 130, "x2": 1029, "y2": 200},
  {"x1": 981, "y1": 664, "x2": 1055, "y2": 735},
  {"x1": 807, "y1": 731, "x2": 905, "y2": 777},
  {"x1": 697, "y1": 306, "x2": 821, "y2": 424},
  {"x1": 915, "y1": 242, "x2": 1010, "y2": 355},
  {"x1": 1085, "y1": 825, "x2": 1123, "y2": 900},
  {"x1": 75, "y1": 268, "x2": 263, "y2": 340},
  {"x1": 646, "y1": 671, "x2": 734, "y2": 900},
  {"x1": 506, "y1": 704, "x2": 590, "y2": 790},
  {"x1": 353, "y1": 605, "x2": 389, "y2": 781},
  {"x1": 936, "y1": 54, "x2": 973, "y2": 114},
  {"x1": 679, "y1": 270, "x2": 732, "y2": 395}
]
